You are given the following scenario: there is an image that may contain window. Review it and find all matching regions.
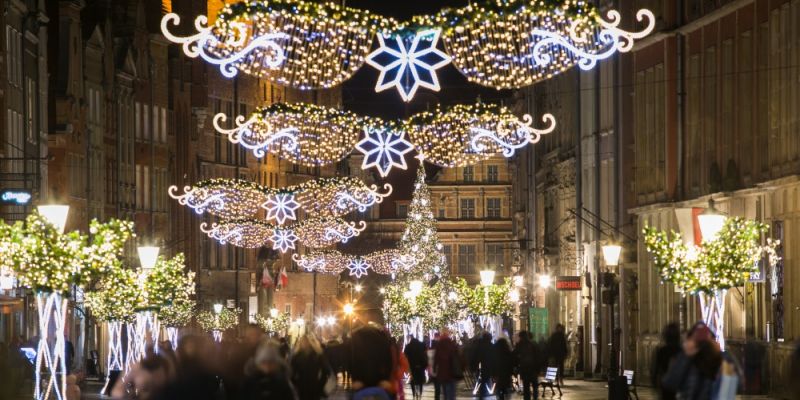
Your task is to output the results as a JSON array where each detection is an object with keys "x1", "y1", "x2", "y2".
[
  {"x1": 460, "y1": 198, "x2": 475, "y2": 219},
  {"x1": 135, "y1": 165, "x2": 143, "y2": 208},
  {"x1": 397, "y1": 204, "x2": 408, "y2": 218},
  {"x1": 486, "y1": 165, "x2": 499, "y2": 182},
  {"x1": 135, "y1": 102, "x2": 142, "y2": 139},
  {"x1": 463, "y1": 166, "x2": 474, "y2": 182},
  {"x1": 143, "y1": 105, "x2": 150, "y2": 141},
  {"x1": 457, "y1": 245, "x2": 476, "y2": 274},
  {"x1": 6, "y1": 26, "x2": 21, "y2": 87},
  {"x1": 284, "y1": 304, "x2": 292, "y2": 317},
  {"x1": 442, "y1": 245, "x2": 453, "y2": 269},
  {"x1": 486, "y1": 244, "x2": 504, "y2": 269},
  {"x1": 439, "y1": 208, "x2": 445, "y2": 219},
  {"x1": 486, "y1": 198, "x2": 501, "y2": 218}
]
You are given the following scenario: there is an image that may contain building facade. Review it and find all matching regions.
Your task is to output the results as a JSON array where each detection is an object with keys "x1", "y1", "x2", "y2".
[{"x1": 513, "y1": 0, "x2": 800, "y2": 394}]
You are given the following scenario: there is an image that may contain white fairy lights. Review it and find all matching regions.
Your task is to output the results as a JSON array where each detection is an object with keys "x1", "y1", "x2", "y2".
[
  {"x1": 293, "y1": 249, "x2": 417, "y2": 277},
  {"x1": 355, "y1": 127, "x2": 415, "y2": 177},
  {"x1": 264, "y1": 193, "x2": 301, "y2": 224},
  {"x1": 366, "y1": 29, "x2": 451, "y2": 101},
  {"x1": 201, "y1": 217, "x2": 366, "y2": 252}
]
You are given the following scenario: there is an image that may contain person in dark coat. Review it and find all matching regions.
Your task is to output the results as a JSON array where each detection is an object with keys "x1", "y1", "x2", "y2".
[
  {"x1": 513, "y1": 331, "x2": 542, "y2": 400},
  {"x1": 347, "y1": 326, "x2": 395, "y2": 399},
  {"x1": 492, "y1": 336, "x2": 514, "y2": 400},
  {"x1": 662, "y1": 323, "x2": 722, "y2": 400},
  {"x1": 548, "y1": 324, "x2": 568, "y2": 385},
  {"x1": 473, "y1": 332, "x2": 495, "y2": 400},
  {"x1": 433, "y1": 329, "x2": 460, "y2": 400},
  {"x1": 403, "y1": 336, "x2": 428, "y2": 399},
  {"x1": 291, "y1": 334, "x2": 332, "y2": 400},
  {"x1": 651, "y1": 323, "x2": 681, "y2": 400}
]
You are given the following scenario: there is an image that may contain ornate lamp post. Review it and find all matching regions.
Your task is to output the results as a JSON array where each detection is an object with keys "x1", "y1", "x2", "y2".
[
  {"x1": 129, "y1": 245, "x2": 161, "y2": 367},
  {"x1": 697, "y1": 199, "x2": 727, "y2": 242}
]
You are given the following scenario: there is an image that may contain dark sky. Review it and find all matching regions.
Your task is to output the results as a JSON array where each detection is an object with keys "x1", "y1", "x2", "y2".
[{"x1": 342, "y1": 0, "x2": 515, "y2": 207}]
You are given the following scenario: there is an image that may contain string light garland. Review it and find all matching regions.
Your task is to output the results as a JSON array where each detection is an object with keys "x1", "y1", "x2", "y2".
[
  {"x1": 85, "y1": 267, "x2": 140, "y2": 324},
  {"x1": 162, "y1": 1, "x2": 654, "y2": 94},
  {"x1": 213, "y1": 103, "x2": 364, "y2": 166},
  {"x1": 365, "y1": 28, "x2": 451, "y2": 101},
  {"x1": 254, "y1": 312, "x2": 291, "y2": 335},
  {"x1": 170, "y1": 177, "x2": 392, "y2": 222},
  {"x1": 201, "y1": 217, "x2": 367, "y2": 251},
  {"x1": 453, "y1": 277, "x2": 516, "y2": 316},
  {"x1": 197, "y1": 307, "x2": 242, "y2": 333},
  {"x1": 292, "y1": 249, "x2": 416, "y2": 276},
  {"x1": 141, "y1": 254, "x2": 195, "y2": 312},
  {"x1": 404, "y1": 103, "x2": 556, "y2": 167}
]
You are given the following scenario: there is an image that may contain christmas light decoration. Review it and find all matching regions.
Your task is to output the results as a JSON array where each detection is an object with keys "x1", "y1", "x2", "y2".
[
  {"x1": 292, "y1": 249, "x2": 416, "y2": 276},
  {"x1": 366, "y1": 29, "x2": 451, "y2": 101},
  {"x1": 397, "y1": 164, "x2": 448, "y2": 278},
  {"x1": 264, "y1": 193, "x2": 301, "y2": 224},
  {"x1": 347, "y1": 259, "x2": 370, "y2": 279},
  {"x1": 213, "y1": 103, "x2": 363, "y2": 166},
  {"x1": 355, "y1": 127, "x2": 415, "y2": 177},
  {"x1": 404, "y1": 103, "x2": 556, "y2": 167},
  {"x1": 295, "y1": 218, "x2": 366, "y2": 248},
  {"x1": 160, "y1": 13, "x2": 287, "y2": 79},
  {"x1": 201, "y1": 217, "x2": 365, "y2": 251},
  {"x1": 197, "y1": 307, "x2": 242, "y2": 341},
  {"x1": 643, "y1": 218, "x2": 780, "y2": 350},
  {"x1": 453, "y1": 277, "x2": 515, "y2": 317},
  {"x1": 0, "y1": 213, "x2": 133, "y2": 400},
  {"x1": 172, "y1": 177, "x2": 391, "y2": 221},
  {"x1": 254, "y1": 312, "x2": 291, "y2": 335},
  {"x1": 270, "y1": 228, "x2": 299, "y2": 252}
]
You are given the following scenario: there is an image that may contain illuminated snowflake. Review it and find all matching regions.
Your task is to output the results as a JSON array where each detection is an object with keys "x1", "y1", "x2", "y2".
[
  {"x1": 347, "y1": 259, "x2": 371, "y2": 279},
  {"x1": 365, "y1": 29, "x2": 451, "y2": 102},
  {"x1": 264, "y1": 193, "x2": 300, "y2": 224},
  {"x1": 270, "y1": 229, "x2": 298, "y2": 253},
  {"x1": 356, "y1": 127, "x2": 414, "y2": 177}
]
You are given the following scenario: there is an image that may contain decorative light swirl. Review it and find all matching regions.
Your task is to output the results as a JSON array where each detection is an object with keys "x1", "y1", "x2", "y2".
[
  {"x1": 213, "y1": 113, "x2": 299, "y2": 158},
  {"x1": 160, "y1": 13, "x2": 287, "y2": 78},
  {"x1": 214, "y1": 103, "x2": 364, "y2": 167},
  {"x1": 200, "y1": 222, "x2": 249, "y2": 247},
  {"x1": 295, "y1": 219, "x2": 367, "y2": 248},
  {"x1": 469, "y1": 113, "x2": 557, "y2": 157},
  {"x1": 207, "y1": 0, "x2": 397, "y2": 88},
  {"x1": 169, "y1": 180, "x2": 266, "y2": 220},
  {"x1": 333, "y1": 183, "x2": 393, "y2": 212},
  {"x1": 292, "y1": 249, "x2": 415, "y2": 276}
]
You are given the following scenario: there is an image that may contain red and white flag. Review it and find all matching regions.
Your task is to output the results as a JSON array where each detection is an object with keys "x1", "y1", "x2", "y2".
[
  {"x1": 260, "y1": 265, "x2": 273, "y2": 288},
  {"x1": 276, "y1": 266, "x2": 289, "y2": 290}
]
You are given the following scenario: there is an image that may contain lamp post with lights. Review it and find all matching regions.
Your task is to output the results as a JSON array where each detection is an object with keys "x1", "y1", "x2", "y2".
[{"x1": 128, "y1": 244, "x2": 161, "y2": 367}]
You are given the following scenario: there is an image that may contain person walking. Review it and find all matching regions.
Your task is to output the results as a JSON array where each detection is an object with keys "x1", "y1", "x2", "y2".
[
  {"x1": 347, "y1": 326, "x2": 394, "y2": 400},
  {"x1": 290, "y1": 334, "x2": 333, "y2": 400},
  {"x1": 428, "y1": 333, "x2": 441, "y2": 400},
  {"x1": 662, "y1": 323, "x2": 722, "y2": 400},
  {"x1": 651, "y1": 323, "x2": 681, "y2": 400},
  {"x1": 548, "y1": 324, "x2": 568, "y2": 386},
  {"x1": 433, "y1": 329, "x2": 461, "y2": 400},
  {"x1": 514, "y1": 331, "x2": 542, "y2": 400},
  {"x1": 473, "y1": 332, "x2": 495, "y2": 399},
  {"x1": 492, "y1": 335, "x2": 514, "y2": 400},
  {"x1": 404, "y1": 336, "x2": 427, "y2": 399},
  {"x1": 239, "y1": 339, "x2": 298, "y2": 400}
]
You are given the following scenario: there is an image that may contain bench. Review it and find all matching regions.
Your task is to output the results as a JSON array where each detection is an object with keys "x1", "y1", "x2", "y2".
[
  {"x1": 623, "y1": 370, "x2": 638, "y2": 400},
  {"x1": 538, "y1": 367, "x2": 562, "y2": 397}
]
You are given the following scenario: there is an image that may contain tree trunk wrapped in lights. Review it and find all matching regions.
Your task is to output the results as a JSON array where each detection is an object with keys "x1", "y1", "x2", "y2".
[
  {"x1": 643, "y1": 218, "x2": 779, "y2": 350},
  {"x1": 0, "y1": 213, "x2": 133, "y2": 400}
]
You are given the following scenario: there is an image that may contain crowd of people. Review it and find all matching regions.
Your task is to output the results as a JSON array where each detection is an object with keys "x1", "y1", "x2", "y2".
[{"x1": 104, "y1": 323, "x2": 570, "y2": 400}]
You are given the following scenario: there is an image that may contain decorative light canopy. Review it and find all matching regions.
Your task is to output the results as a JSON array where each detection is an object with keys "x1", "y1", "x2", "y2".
[
  {"x1": 292, "y1": 249, "x2": 417, "y2": 277},
  {"x1": 213, "y1": 103, "x2": 363, "y2": 166},
  {"x1": 170, "y1": 177, "x2": 392, "y2": 222},
  {"x1": 162, "y1": 1, "x2": 654, "y2": 95},
  {"x1": 201, "y1": 217, "x2": 366, "y2": 251},
  {"x1": 403, "y1": 103, "x2": 555, "y2": 167}
]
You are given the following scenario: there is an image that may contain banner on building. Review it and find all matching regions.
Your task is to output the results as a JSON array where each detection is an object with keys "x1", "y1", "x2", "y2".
[{"x1": 528, "y1": 307, "x2": 548, "y2": 341}]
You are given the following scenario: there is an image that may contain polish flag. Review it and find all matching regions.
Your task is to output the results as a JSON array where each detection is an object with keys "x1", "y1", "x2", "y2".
[
  {"x1": 276, "y1": 267, "x2": 289, "y2": 290},
  {"x1": 261, "y1": 265, "x2": 273, "y2": 288}
]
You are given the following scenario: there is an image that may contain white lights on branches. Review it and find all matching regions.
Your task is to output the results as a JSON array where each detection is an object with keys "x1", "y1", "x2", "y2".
[
  {"x1": 356, "y1": 128, "x2": 415, "y2": 177},
  {"x1": 366, "y1": 29, "x2": 451, "y2": 102},
  {"x1": 293, "y1": 249, "x2": 417, "y2": 277},
  {"x1": 160, "y1": 13, "x2": 287, "y2": 79},
  {"x1": 264, "y1": 193, "x2": 301, "y2": 224},
  {"x1": 201, "y1": 218, "x2": 366, "y2": 251}
]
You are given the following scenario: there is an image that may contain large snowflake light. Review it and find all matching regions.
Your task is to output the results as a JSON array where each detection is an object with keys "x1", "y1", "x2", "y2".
[
  {"x1": 348, "y1": 259, "x2": 371, "y2": 279},
  {"x1": 264, "y1": 193, "x2": 301, "y2": 224},
  {"x1": 366, "y1": 29, "x2": 451, "y2": 102},
  {"x1": 270, "y1": 229, "x2": 299, "y2": 253},
  {"x1": 356, "y1": 127, "x2": 414, "y2": 177}
]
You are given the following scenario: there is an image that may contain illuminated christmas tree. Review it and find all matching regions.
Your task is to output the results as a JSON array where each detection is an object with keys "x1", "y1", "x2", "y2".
[{"x1": 398, "y1": 164, "x2": 448, "y2": 280}]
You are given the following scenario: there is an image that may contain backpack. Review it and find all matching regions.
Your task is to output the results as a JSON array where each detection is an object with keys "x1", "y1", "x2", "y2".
[{"x1": 352, "y1": 386, "x2": 391, "y2": 400}]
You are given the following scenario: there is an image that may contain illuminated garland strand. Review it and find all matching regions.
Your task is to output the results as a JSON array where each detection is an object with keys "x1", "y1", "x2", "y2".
[
  {"x1": 169, "y1": 177, "x2": 392, "y2": 222},
  {"x1": 292, "y1": 249, "x2": 417, "y2": 277},
  {"x1": 200, "y1": 217, "x2": 367, "y2": 251}
]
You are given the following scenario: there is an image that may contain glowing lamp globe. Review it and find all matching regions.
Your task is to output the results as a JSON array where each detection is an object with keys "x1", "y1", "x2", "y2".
[
  {"x1": 0, "y1": 274, "x2": 14, "y2": 290},
  {"x1": 698, "y1": 200, "x2": 727, "y2": 243},
  {"x1": 269, "y1": 308, "x2": 279, "y2": 318},
  {"x1": 479, "y1": 270, "x2": 496, "y2": 286},
  {"x1": 509, "y1": 289, "x2": 520, "y2": 303},
  {"x1": 37, "y1": 205, "x2": 70, "y2": 233},
  {"x1": 343, "y1": 303, "x2": 354, "y2": 315},
  {"x1": 354, "y1": 284, "x2": 362, "y2": 292},
  {"x1": 296, "y1": 318, "x2": 305, "y2": 326},
  {"x1": 538, "y1": 275, "x2": 552, "y2": 289},
  {"x1": 137, "y1": 246, "x2": 160, "y2": 270},
  {"x1": 409, "y1": 280, "x2": 424, "y2": 297},
  {"x1": 513, "y1": 275, "x2": 524, "y2": 287},
  {"x1": 326, "y1": 316, "x2": 336, "y2": 325},
  {"x1": 213, "y1": 303, "x2": 224, "y2": 314},
  {"x1": 602, "y1": 244, "x2": 622, "y2": 267}
]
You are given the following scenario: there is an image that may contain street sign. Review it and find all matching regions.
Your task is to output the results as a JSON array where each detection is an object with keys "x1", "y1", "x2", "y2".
[
  {"x1": 555, "y1": 276, "x2": 582, "y2": 290},
  {"x1": 749, "y1": 260, "x2": 765, "y2": 282},
  {"x1": 528, "y1": 307, "x2": 548, "y2": 341},
  {"x1": 0, "y1": 189, "x2": 32, "y2": 205}
]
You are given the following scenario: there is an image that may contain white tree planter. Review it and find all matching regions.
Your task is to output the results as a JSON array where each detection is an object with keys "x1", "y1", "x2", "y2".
[
  {"x1": 100, "y1": 321, "x2": 124, "y2": 393},
  {"x1": 212, "y1": 330, "x2": 222, "y2": 342},
  {"x1": 34, "y1": 292, "x2": 68, "y2": 400},
  {"x1": 165, "y1": 326, "x2": 179, "y2": 350},
  {"x1": 699, "y1": 289, "x2": 728, "y2": 350}
]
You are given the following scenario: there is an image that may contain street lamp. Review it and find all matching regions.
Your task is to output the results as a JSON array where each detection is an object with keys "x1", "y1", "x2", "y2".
[
  {"x1": 213, "y1": 303, "x2": 224, "y2": 314},
  {"x1": 513, "y1": 275, "x2": 524, "y2": 288},
  {"x1": 537, "y1": 274, "x2": 552, "y2": 289},
  {"x1": 409, "y1": 280, "x2": 424, "y2": 297},
  {"x1": 269, "y1": 308, "x2": 279, "y2": 318},
  {"x1": 137, "y1": 245, "x2": 160, "y2": 271},
  {"x1": 479, "y1": 270, "x2": 496, "y2": 286},
  {"x1": 343, "y1": 303, "x2": 354, "y2": 315},
  {"x1": 698, "y1": 199, "x2": 727, "y2": 242},
  {"x1": 354, "y1": 284, "x2": 362, "y2": 293},
  {"x1": 601, "y1": 242, "x2": 622, "y2": 267},
  {"x1": 37, "y1": 204, "x2": 70, "y2": 233}
]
